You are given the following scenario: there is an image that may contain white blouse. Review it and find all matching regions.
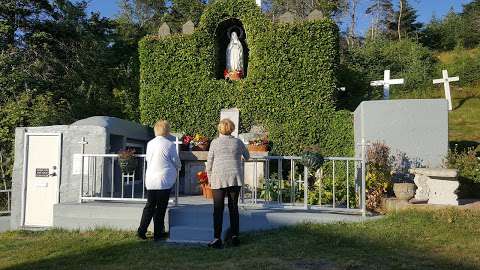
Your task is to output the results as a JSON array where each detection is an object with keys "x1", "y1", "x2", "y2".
[{"x1": 145, "y1": 136, "x2": 181, "y2": 190}]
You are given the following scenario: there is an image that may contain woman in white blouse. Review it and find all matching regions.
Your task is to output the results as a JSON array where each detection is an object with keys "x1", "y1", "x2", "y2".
[{"x1": 137, "y1": 120, "x2": 181, "y2": 241}]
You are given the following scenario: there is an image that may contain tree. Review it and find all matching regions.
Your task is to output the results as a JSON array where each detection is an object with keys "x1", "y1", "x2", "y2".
[
  {"x1": 117, "y1": 0, "x2": 167, "y2": 34},
  {"x1": 389, "y1": 0, "x2": 422, "y2": 40},
  {"x1": 266, "y1": 0, "x2": 349, "y2": 20},
  {"x1": 462, "y1": 0, "x2": 480, "y2": 47},
  {"x1": 365, "y1": 0, "x2": 394, "y2": 40}
]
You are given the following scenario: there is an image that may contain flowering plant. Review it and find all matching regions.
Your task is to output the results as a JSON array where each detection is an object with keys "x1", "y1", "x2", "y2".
[
  {"x1": 248, "y1": 137, "x2": 269, "y2": 146},
  {"x1": 118, "y1": 148, "x2": 136, "y2": 160},
  {"x1": 196, "y1": 171, "x2": 208, "y2": 185},
  {"x1": 191, "y1": 134, "x2": 209, "y2": 147},
  {"x1": 182, "y1": 135, "x2": 193, "y2": 146},
  {"x1": 224, "y1": 69, "x2": 244, "y2": 80}
]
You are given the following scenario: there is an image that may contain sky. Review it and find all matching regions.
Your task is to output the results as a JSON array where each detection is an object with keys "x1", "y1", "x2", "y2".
[{"x1": 83, "y1": 0, "x2": 473, "y2": 35}]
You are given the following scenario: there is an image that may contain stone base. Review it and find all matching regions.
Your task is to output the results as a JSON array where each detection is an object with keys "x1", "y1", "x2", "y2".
[
  {"x1": 381, "y1": 197, "x2": 411, "y2": 212},
  {"x1": 427, "y1": 179, "x2": 459, "y2": 206}
]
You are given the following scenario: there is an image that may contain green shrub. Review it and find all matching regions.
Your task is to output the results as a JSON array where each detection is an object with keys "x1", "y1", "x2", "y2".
[
  {"x1": 345, "y1": 38, "x2": 436, "y2": 99},
  {"x1": 445, "y1": 147, "x2": 480, "y2": 184},
  {"x1": 139, "y1": 0, "x2": 352, "y2": 156}
]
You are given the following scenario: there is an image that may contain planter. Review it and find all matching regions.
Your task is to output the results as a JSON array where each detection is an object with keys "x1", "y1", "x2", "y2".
[
  {"x1": 247, "y1": 144, "x2": 268, "y2": 152},
  {"x1": 202, "y1": 184, "x2": 213, "y2": 199},
  {"x1": 119, "y1": 159, "x2": 137, "y2": 174},
  {"x1": 192, "y1": 143, "x2": 209, "y2": 151},
  {"x1": 393, "y1": 183, "x2": 416, "y2": 201}
]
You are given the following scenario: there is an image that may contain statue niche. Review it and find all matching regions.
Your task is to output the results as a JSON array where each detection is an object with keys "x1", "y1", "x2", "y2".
[{"x1": 215, "y1": 19, "x2": 249, "y2": 80}]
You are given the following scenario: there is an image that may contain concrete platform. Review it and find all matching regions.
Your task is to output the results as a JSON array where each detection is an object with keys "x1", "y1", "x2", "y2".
[{"x1": 51, "y1": 196, "x2": 377, "y2": 243}]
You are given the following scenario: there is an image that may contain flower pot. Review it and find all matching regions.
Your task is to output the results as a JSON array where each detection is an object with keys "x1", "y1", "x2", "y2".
[
  {"x1": 202, "y1": 184, "x2": 213, "y2": 199},
  {"x1": 247, "y1": 144, "x2": 268, "y2": 152},
  {"x1": 393, "y1": 183, "x2": 416, "y2": 201},
  {"x1": 119, "y1": 159, "x2": 137, "y2": 174},
  {"x1": 192, "y1": 143, "x2": 209, "y2": 151}
]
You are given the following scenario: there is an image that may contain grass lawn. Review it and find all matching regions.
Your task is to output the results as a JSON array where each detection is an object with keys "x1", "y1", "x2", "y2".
[{"x1": 1, "y1": 209, "x2": 479, "y2": 270}]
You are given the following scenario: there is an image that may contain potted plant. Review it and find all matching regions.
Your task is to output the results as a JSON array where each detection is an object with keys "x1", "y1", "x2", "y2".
[
  {"x1": 191, "y1": 134, "x2": 209, "y2": 151},
  {"x1": 196, "y1": 171, "x2": 212, "y2": 199},
  {"x1": 247, "y1": 136, "x2": 269, "y2": 152},
  {"x1": 391, "y1": 151, "x2": 416, "y2": 201},
  {"x1": 299, "y1": 146, "x2": 325, "y2": 172},
  {"x1": 118, "y1": 148, "x2": 137, "y2": 174}
]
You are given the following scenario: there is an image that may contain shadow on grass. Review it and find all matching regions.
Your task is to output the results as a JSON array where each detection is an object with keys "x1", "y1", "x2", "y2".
[
  {"x1": 449, "y1": 141, "x2": 479, "y2": 151},
  {"x1": 4, "y1": 216, "x2": 479, "y2": 270},
  {"x1": 453, "y1": 95, "x2": 478, "y2": 110}
]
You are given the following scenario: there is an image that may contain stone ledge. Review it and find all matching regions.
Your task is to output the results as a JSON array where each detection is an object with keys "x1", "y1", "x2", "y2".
[{"x1": 409, "y1": 168, "x2": 458, "y2": 178}]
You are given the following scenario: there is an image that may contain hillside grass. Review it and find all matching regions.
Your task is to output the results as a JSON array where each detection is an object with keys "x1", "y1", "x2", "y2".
[
  {"x1": 1, "y1": 209, "x2": 479, "y2": 270},
  {"x1": 394, "y1": 47, "x2": 480, "y2": 145},
  {"x1": 401, "y1": 84, "x2": 480, "y2": 143}
]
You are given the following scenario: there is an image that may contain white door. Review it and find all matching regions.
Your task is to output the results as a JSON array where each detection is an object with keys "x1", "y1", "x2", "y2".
[{"x1": 24, "y1": 134, "x2": 61, "y2": 227}]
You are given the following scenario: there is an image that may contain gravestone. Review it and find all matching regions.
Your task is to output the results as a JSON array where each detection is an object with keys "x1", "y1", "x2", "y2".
[
  {"x1": 278, "y1": 11, "x2": 295, "y2": 23},
  {"x1": 354, "y1": 99, "x2": 448, "y2": 168},
  {"x1": 307, "y1": 9, "x2": 324, "y2": 21},
  {"x1": 220, "y1": 108, "x2": 240, "y2": 138},
  {"x1": 182, "y1": 20, "x2": 195, "y2": 35},
  {"x1": 158, "y1": 23, "x2": 171, "y2": 37}
]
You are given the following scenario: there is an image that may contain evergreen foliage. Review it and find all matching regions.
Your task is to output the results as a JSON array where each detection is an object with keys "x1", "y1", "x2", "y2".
[{"x1": 139, "y1": 0, "x2": 353, "y2": 156}]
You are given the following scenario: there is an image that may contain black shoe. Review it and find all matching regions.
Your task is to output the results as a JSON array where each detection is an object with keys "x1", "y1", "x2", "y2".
[
  {"x1": 208, "y1": 238, "x2": 223, "y2": 249},
  {"x1": 231, "y1": 236, "x2": 240, "y2": 247},
  {"x1": 154, "y1": 232, "x2": 169, "y2": 242},
  {"x1": 137, "y1": 231, "x2": 147, "y2": 240}
]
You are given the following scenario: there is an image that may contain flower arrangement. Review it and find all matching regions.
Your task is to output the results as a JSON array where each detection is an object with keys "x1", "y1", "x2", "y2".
[
  {"x1": 118, "y1": 148, "x2": 137, "y2": 174},
  {"x1": 224, "y1": 69, "x2": 244, "y2": 81},
  {"x1": 196, "y1": 171, "x2": 212, "y2": 199},
  {"x1": 191, "y1": 134, "x2": 209, "y2": 151},
  {"x1": 181, "y1": 134, "x2": 209, "y2": 151},
  {"x1": 247, "y1": 136, "x2": 269, "y2": 152}
]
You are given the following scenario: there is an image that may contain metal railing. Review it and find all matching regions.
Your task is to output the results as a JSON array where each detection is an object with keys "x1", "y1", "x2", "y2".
[
  {"x1": 241, "y1": 155, "x2": 366, "y2": 216},
  {"x1": 0, "y1": 189, "x2": 11, "y2": 215},
  {"x1": 79, "y1": 154, "x2": 180, "y2": 205},
  {"x1": 77, "y1": 139, "x2": 368, "y2": 216}
]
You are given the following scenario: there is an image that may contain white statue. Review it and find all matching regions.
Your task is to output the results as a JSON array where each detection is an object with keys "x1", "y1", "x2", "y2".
[{"x1": 226, "y1": 32, "x2": 244, "y2": 74}]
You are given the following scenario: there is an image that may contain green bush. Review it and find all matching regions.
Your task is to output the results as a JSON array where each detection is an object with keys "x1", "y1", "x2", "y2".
[
  {"x1": 345, "y1": 38, "x2": 436, "y2": 100},
  {"x1": 139, "y1": 0, "x2": 353, "y2": 156}
]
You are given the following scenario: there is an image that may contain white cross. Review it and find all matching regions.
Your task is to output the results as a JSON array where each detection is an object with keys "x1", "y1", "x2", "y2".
[
  {"x1": 338, "y1": 87, "x2": 346, "y2": 92},
  {"x1": 370, "y1": 70, "x2": 404, "y2": 100},
  {"x1": 256, "y1": 0, "x2": 261, "y2": 7},
  {"x1": 433, "y1": 70, "x2": 459, "y2": 111}
]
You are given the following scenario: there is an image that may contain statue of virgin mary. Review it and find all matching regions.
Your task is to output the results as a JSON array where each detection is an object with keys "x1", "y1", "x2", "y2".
[{"x1": 226, "y1": 32, "x2": 244, "y2": 76}]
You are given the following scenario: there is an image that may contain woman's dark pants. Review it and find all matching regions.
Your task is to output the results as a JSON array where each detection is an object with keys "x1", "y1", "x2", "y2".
[
  {"x1": 138, "y1": 189, "x2": 171, "y2": 239},
  {"x1": 212, "y1": 186, "x2": 241, "y2": 239}
]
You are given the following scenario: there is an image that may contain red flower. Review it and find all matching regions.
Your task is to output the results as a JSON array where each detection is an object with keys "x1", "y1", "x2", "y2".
[
  {"x1": 196, "y1": 171, "x2": 208, "y2": 185},
  {"x1": 182, "y1": 135, "x2": 193, "y2": 145}
]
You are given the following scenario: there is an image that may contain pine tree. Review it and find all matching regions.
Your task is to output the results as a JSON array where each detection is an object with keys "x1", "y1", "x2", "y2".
[{"x1": 389, "y1": 0, "x2": 422, "y2": 40}]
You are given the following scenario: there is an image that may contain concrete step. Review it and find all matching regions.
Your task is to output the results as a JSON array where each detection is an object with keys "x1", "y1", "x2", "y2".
[
  {"x1": 53, "y1": 202, "x2": 161, "y2": 231},
  {"x1": 168, "y1": 226, "x2": 213, "y2": 243}
]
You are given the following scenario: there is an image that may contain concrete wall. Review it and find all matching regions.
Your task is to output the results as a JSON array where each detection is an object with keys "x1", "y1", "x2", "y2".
[
  {"x1": 354, "y1": 99, "x2": 448, "y2": 168},
  {"x1": 10, "y1": 126, "x2": 107, "y2": 229}
]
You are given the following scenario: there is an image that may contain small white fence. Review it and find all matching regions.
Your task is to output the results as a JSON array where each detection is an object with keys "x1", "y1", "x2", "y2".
[
  {"x1": 0, "y1": 189, "x2": 11, "y2": 215},
  {"x1": 78, "y1": 154, "x2": 180, "y2": 204},
  {"x1": 242, "y1": 156, "x2": 366, "y2": 215},
  {"x1": 78, "y1": 152, "x2": 367, "y2": 216}
]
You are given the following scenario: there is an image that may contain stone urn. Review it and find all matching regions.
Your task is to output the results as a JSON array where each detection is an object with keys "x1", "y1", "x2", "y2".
[{"x1": 393, "y1": 183, "x2": 416, "y2": 201}]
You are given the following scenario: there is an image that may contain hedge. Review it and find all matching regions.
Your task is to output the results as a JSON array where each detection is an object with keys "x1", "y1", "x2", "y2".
[{"x1": 139, "y1": 0, "x2": 353, "y2": 156}]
